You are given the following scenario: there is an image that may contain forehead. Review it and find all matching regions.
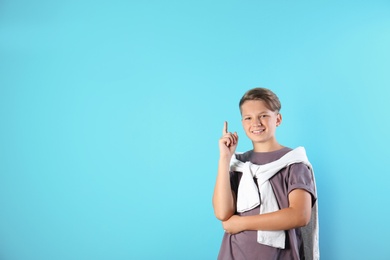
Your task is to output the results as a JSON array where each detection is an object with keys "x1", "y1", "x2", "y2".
[{"x1": 240, "y1": 100, "x2": 273, "y2": 114}]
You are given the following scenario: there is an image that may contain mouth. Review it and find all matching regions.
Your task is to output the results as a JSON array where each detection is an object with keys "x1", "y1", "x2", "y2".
[{"x1": 251, "y1": 129, "x2": 265, "y2": 135}]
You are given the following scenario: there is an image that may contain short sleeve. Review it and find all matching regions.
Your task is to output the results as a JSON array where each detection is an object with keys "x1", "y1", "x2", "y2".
[{"x1": 287, "y1": 163, "x2": 317, "y2": 206}]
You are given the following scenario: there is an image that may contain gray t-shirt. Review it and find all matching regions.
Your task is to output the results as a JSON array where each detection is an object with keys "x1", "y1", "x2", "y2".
[{"x1": 218, "y1": 147, "x2": 317, "y2": 260}]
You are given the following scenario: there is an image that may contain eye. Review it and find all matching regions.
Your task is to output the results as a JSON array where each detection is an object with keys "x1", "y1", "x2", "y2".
[{"x1": 243, "y1": 117, "x2": 251, "y2": 120}]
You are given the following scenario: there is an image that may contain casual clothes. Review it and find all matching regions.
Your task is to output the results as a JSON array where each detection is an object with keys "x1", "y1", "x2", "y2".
[{"x1": 218, "y1": 147, "x2": 317, "y2": 260}]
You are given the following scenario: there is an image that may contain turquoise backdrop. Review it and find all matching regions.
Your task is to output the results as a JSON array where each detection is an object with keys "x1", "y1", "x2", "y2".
[{"x1": 1, "y1": 1, "x2": 390, "y2": 259}]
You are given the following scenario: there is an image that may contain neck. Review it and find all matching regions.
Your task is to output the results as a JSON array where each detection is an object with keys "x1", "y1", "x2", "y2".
[{"x1": 253, "y1": 141, "x2": 284, "y2": 153}]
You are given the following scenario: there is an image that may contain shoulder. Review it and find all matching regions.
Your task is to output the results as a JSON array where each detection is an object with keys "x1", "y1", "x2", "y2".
[
  {"x1": 287, "y1": 163, "x2": 313, "y2": 182},
  {"x1": 289, "y1": 162, "x2": 311, "y2": 173}
]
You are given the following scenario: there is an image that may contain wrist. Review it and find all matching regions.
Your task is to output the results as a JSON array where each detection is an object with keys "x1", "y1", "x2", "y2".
[
  {"x1": 219, "y1": 157, "x2": 232, "y2": 169},
  {"x1": 234, "y1": 215, "x2": 247, "y2": 233},
  {"x1": 238, "y1": 215, "x2": 247, "y2": 231},
  {"x1": 242, "y1": 215, "x2": 261, "y2": 231},
  {"x1": 219, "y1": 154, "x2": 232, "y2": 161}
]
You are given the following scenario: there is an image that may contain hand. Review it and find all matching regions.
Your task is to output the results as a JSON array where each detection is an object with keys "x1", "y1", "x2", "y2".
[
  {"x1": 222, "y1": 215, "x2": 244, "y2": 234},
  {"x1": 219, "y1": 121, "x2": 238, "y2": 158}
]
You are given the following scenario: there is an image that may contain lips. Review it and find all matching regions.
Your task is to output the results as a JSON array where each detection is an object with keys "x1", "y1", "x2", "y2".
[{"x1": 251, "y1": 129, "x2": 265, "y2": 135}]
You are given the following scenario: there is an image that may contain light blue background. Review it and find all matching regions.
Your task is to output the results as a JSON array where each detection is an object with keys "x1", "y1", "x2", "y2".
[{"x1": 1, "y1": 1, "x2": 390, "y2": 259}]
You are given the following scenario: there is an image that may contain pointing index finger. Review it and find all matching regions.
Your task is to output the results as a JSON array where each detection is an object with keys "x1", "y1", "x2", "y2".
[{"x1": 223, "y1": 121, "x2": 228, "y2": 135}]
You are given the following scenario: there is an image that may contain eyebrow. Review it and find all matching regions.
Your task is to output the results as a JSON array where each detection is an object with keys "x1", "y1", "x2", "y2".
[{"x1": 242, "y1": 111, "x2": 269, "y2": 117}]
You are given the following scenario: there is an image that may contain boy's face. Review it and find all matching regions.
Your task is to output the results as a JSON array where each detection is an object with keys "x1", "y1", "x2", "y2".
[{"x1": 240, "y1": 100, "x2": 282, "y2": 148}]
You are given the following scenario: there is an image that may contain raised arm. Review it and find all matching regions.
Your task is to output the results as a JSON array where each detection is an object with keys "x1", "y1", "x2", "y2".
[{"x1": 212, "y1": 121, "x2": 239, "y2": 221}]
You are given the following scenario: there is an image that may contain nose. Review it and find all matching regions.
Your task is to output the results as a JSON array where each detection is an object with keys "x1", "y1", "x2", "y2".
[{"x1": 252, "y1": 117, "x2": 262, "y2": 126}]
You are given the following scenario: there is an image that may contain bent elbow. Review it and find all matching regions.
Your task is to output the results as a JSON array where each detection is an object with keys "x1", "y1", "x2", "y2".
[
  {"x1": 299, "y1": 218, "x2": 311, "y2": 227},
  {"x1": 297, "y1": 212, "x2": 311, "y2": 227},
  {"x1": 215, "y1": 214, "x2": 229, "y2": 222},
  {"x1": 214, "y1": 210, "x2": 234, "y2": 221}
]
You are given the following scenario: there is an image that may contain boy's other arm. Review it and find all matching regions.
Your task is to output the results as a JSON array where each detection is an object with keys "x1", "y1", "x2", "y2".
[{"x1": 222, "y1": 189, "x2": 312, "y2": 234}]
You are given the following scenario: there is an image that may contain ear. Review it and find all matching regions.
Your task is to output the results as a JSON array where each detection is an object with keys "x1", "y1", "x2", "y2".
[{"x1": 276, "y1": 113, "x2": 282, "y2": 127}]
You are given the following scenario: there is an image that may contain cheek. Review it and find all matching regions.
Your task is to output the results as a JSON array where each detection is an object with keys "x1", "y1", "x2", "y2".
[
  {"x1": 242, "y1": 124, "x2": 251, "y2": 134},
  {"x1": 265, "y1": 120, "x2": 277, "y2": 129},
  {"x1": 270, "y1": 117, "x2": 279, "y2": 125}
]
